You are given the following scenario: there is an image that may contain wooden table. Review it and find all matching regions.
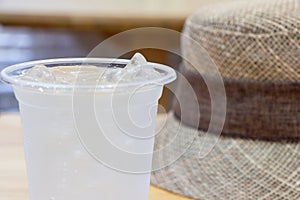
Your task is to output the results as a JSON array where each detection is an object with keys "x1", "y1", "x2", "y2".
[
  {"x1": 0, "y1": 114, "x2": 190, "y2": 200},
  {"x1": 0, "y1": 0, "x2": 227, "y2": 31}
]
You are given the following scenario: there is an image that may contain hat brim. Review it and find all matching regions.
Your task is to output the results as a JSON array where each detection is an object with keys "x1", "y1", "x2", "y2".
[{"x1": 151, "y1": 112, "x2": 300, "y2": 199}]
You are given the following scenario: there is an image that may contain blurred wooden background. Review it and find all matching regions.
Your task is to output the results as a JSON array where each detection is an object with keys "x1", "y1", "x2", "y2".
[{"x1": 0, "y1": 0, "x2": 238, "y2": 112}]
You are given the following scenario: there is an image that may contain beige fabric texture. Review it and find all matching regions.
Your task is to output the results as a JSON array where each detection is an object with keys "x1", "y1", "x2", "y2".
[
  {"x1": 151, "y1": 0, "x2": 300, "y2": 199},
  {"x1": 182, "y1": 0, "x2": 300, "y2": 82},
  {"x1": 151, "y1": 113, "x2": 300, "y2": 199}
]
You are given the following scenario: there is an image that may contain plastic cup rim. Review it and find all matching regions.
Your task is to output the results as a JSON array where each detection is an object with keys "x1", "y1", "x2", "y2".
[{"x1": 0, "y1": 57, "x2": 177, "y2": 92}]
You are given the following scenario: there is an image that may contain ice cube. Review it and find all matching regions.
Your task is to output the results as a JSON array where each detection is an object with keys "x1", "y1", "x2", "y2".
[
  {"x1": 18, "y1": 53, "x2": 163, "y2": 86},
  {"x1": 124, "y1": 53, "x2": 147, "y2": 71},
  {"x1": 21, "y1": 64, "x2": 56, "y2": 83},
  {"x1": 101, "y1": 67, "x2": 124, "y2": 83}
]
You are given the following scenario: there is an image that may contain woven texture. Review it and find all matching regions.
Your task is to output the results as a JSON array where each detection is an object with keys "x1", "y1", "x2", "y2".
[
  {"x1": 182, "y1": 0, "x2": 300, "y2": 82},
  {"x1": 151, "y1": 113, "x2": 300, "y2": 199},
  {"x1": 151, "y1": 0, "x2": 300, "y2": 199}
]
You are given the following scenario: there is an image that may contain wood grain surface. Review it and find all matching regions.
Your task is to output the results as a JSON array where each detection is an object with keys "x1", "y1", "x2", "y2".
[{"x1": 0, "y1": 114, "x2": 190, "y2": 200}]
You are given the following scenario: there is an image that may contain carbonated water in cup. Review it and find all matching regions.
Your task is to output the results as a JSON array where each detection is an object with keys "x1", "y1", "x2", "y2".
[{"x1": 0, "y1": 54, "x2": 176, "y2": 200}]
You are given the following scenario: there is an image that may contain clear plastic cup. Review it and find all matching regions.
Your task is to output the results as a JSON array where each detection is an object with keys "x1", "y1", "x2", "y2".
[{"x1": 0, "y1": 58, "x2": 176, "y2": 200}]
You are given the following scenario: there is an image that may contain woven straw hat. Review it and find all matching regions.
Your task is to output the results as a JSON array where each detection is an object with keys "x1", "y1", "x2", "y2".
[{"x1": 151, "y1": 0, "x2": 300, "y2": 199}]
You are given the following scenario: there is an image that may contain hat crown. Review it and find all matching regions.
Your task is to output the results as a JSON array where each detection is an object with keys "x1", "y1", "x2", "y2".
[{"x1": 182, "y1": 0, "x2": 300, "y2": 82}]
